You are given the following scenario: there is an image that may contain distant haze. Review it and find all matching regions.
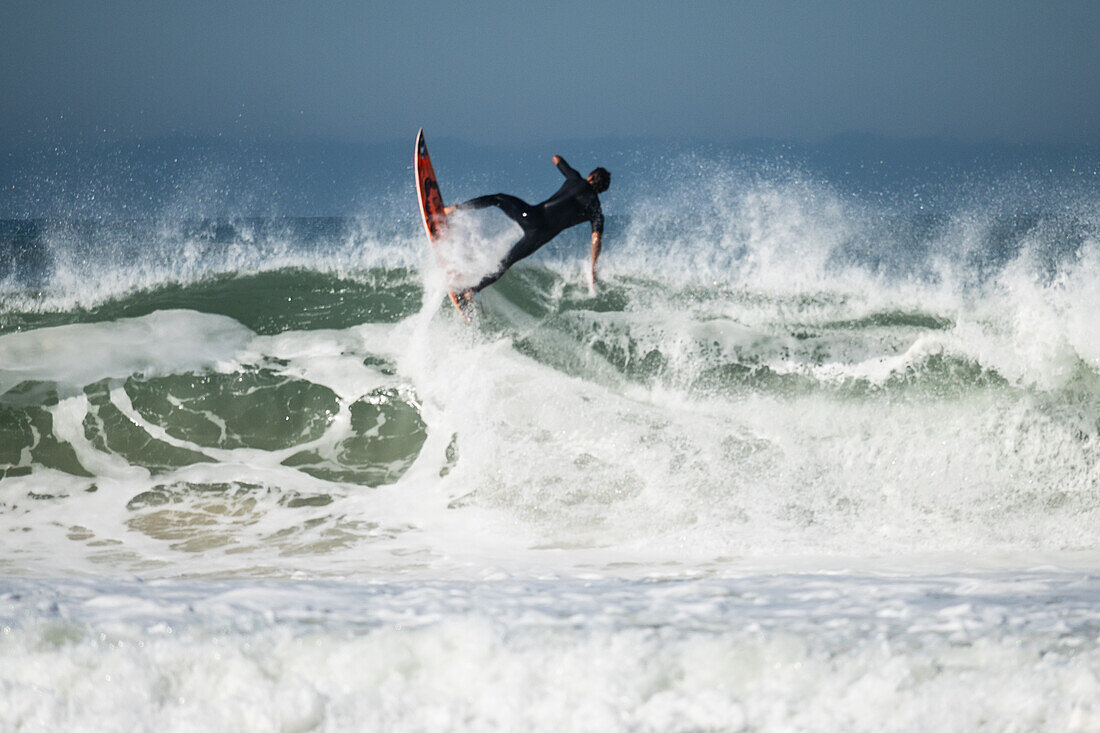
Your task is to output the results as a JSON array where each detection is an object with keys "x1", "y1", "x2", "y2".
[{"x1": 2, "y1": 0, "x2": 1098, "y2": 148}]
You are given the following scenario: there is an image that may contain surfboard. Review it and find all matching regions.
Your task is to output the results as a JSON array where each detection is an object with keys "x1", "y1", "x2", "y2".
[{"x1": 414, "y1": 129, "x2": 469, "y2": 320}]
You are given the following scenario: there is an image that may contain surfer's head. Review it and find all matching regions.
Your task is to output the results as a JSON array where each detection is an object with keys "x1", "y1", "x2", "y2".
[{"x1": 587, "y1": 167, "x2": 610, "y2": 193}]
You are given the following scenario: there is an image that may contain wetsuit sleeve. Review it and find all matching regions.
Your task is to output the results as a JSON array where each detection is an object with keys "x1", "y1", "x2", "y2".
[
  {"x1": 590, "y1": 201, "x2": 604, "y2": 235},
  {"x1": 555, "y1": 156, "x2": 582, "y2": 179}
]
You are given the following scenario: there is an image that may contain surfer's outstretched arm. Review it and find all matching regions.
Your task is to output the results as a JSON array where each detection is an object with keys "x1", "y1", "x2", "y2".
[{"x1": 553, "y1": 155, "x2": 581, "y2": 180}]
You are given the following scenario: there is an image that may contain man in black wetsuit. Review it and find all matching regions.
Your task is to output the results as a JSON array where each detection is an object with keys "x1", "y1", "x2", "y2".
[{"x1": 444, "y1": 155, "x2": 610, "y2": 299}]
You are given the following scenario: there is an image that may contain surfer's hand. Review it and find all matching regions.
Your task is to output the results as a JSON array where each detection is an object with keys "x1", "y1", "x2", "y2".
[
  {"x1": 552, "y1": 155, "x2": 563, "y2": 165},
  {"x1": 443, "y1": 205, "x2": 456, "y2": 215}
]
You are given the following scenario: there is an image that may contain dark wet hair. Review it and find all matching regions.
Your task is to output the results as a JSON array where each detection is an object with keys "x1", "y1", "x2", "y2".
[{"x1": 588, "y1": 167, "x2": 610, "y2": 193}]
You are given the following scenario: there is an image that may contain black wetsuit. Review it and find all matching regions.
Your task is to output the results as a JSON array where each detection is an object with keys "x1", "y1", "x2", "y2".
[{"x1": 453, "y1": 157, "x2": 604, "y2": 292}]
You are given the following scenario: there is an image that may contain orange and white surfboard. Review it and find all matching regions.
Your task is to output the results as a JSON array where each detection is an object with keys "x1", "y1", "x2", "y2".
[{"x1": 414, "y1": 129, "x2": 468, "y2": 320}]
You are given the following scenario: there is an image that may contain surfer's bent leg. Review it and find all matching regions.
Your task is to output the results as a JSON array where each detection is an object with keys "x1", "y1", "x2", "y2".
[
  {"x1": 471, "y1": 231, "x2": 548, "y2": 292},
  {"x1": 453, "y1": 194, "x2": 533, "y2": 229}
]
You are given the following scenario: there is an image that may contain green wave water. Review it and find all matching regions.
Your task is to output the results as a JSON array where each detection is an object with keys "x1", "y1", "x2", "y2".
[
  {"x1": 1, "y1": 184, "x2": 1099, "y2": 576},
  {"x1": 1, "y1": 268, "x2": 423, "y2": 336},
  {"x1": 4, "y1": 264, "x2": 1099, "y2": 491}
]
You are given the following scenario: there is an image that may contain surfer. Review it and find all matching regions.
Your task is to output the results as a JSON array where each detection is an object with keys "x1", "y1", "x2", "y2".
[{"x1": 444, "y1": 156, "x2": 609, "y2": 299}]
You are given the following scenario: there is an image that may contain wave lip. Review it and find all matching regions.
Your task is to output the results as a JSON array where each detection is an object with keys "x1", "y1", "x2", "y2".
[{"x1": 0, "y1": 309, "x2": 252, "y2": 395}]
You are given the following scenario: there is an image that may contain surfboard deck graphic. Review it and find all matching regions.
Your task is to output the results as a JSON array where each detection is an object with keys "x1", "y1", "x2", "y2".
[{"x1": 414, "y1": 129, "x2": 469, "y2": 320}]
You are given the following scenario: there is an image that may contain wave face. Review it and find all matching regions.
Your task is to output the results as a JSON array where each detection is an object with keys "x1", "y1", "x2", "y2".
[{"x1": 2, "y1": 147, "x2": 1100, "y2": 729}]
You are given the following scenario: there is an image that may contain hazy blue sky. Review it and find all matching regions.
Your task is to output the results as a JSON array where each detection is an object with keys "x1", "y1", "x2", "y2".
[{"x1": 2, "y1": 0, "x2": 1098, "y2": 147}]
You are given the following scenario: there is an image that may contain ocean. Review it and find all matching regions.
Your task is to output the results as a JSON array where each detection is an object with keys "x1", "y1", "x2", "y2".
[{"x1": 1, "y1": 139, "x2": 1099, "y2": 730}]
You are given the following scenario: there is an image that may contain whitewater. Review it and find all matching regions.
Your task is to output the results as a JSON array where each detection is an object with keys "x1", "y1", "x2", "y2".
[{"x1": 2, "y1": 145, "x2": 1099, "y2": 731}]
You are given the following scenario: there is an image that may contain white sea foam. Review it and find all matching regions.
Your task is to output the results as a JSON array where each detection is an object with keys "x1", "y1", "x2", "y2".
[{"x1": 2, "y1": 574, "x2": 1099, "y2": 732}]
